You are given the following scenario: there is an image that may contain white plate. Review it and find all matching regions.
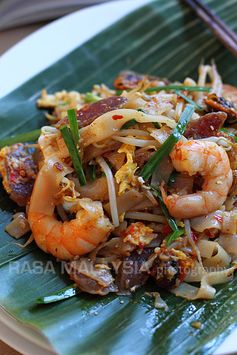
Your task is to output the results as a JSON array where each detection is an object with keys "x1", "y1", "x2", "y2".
[
  {"x1": 0, "y1": 0, "x2": 150, "y2": 99},
  {"x1": 0, "y1": 0, "x2": 236, "y2": 353},
  {"x1": 0, "y1": 307, "x2": 55, "y2": 355}
]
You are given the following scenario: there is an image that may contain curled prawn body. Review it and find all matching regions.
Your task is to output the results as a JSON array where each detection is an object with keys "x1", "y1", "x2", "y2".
[
  {"x1": 28, "y1": 156, "x2": 113, "y2": 260},
  {"x1": 163, "y1": 140, "x2": 233, "y2": 219}
]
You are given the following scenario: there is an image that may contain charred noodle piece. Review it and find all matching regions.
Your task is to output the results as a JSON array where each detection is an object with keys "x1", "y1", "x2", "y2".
[
  {"x1": 116, "y1": 249, "x2": 153, "y2": 293},
  {"x1": 114, "y1": 70, "x2": 169, "y2": 90},
  {"x1": 0, "y1": 144, "x2": 37, "y2": 206},
  {"x1": 184, "y1": 112, "x2": 227, "y2": 139},
  {"x1": 205, "y1": 93, "x2": 237, "y2": 124},
  {"x1": 68, "y1": 258, "x2": 118, "y2": 295},
  {"x1": 56, "y1": 96, "x2": 128, "y2": 128}
]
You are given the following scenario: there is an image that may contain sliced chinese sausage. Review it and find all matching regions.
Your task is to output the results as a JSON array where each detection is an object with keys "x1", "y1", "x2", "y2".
[
  {"x1": 184, "y1": 112, "x2": 227, "y2": 139},
  {"x1": 56, "y1": 96, "x2": 128, "y2": 128},
  {"x1": 113, "y1": 70, "x2": 169, "y2": 90}
]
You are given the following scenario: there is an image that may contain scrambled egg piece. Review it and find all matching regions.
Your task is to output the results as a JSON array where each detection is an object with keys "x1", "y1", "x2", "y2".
[
  {"x1": 170, "y1": 249, "x2": 188, "y2": 261},
  {"x1": 115, "y1": 144, "x2": 138, "y2": 195},
  {"x1": 37, "y1": 89, "x2": 85, "y2": 122},
  {"x1": 37, "y1": 89, "x2": 84, "y2": 110},
  {"x1": 123, "y1": 222, "x2": 154, "y2": 247}
]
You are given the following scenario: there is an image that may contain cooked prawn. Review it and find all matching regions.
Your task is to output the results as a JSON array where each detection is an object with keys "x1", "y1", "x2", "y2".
[
  {"x1": 162, "y1": 140, "x2": 233, "y2": 219},
  {"x1": 28, "y1": 156, "x2": 113, "y2": 260}
]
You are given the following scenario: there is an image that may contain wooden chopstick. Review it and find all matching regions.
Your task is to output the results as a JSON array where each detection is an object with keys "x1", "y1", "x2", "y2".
[{"x1": 183, "y1": 0, "x2": 237, "y2": 58}]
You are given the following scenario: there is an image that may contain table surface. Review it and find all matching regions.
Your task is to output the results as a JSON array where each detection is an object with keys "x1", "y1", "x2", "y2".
[
  {"x1": 0, "y1": 339, "x2": 21, "y2": 355},
  {"x1": 0, "y1": 23, "x2": 47, "y2": 355},
  {"x1": 0, "y1": 24, "x2": 43, "y2": 55}
]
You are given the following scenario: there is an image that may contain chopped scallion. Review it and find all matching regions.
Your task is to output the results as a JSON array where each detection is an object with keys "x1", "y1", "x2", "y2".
[
  {"x1": 0, "y1": 129, "x2": 41, "y2": 148},
  {"x1": 152, "y1": 122, "x2": 160, "y2": 129},
  {"x1": 175, "y1": 90, "x2": 203, "y2": 111},
  {"x1": 166, "y1": 228, "x2": 185, "y2": 246},
  {"x1": 67, "y1": 109, "x2": 79, "y2": 146},
  {"x1": 88, "y1": 163, "x2": 96, "y2": 182},
  {"x1": 151, "y1": 186, "x2": 184, "y2": 246},
  {"x1": 121, "y1": 119, "x2": 137, "y2": 129},
  {"x1": 145, "y1": 85, "x2": 211, "y2": 93},
  {"x1": 36, "y1": 284, "x2": 78, "y2": 304},
  {"x1": 167, "y1": 171, "x2": 178, "y2": 186},
  {"x1": 84, "y1": 92, "x2": 101, "y2": 103},
  {"x1": 140, "y1": 105, "x2": 194, "y2": 180},
  {"x1": 151, "y1": 186, "x2": 178, "y2": 231},
  {"x1": 116, "y1": 85, "x2": 210, "y2": 95},
  {"x1": 220, "y1": 128, "x2": 237, "y2": 142},
  {"x1": 60, "y1": 126, "x2": 86, "y2": 186}
]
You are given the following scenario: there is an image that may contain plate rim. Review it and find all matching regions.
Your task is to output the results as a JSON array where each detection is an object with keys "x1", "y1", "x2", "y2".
[
  {"x1": 0, "y1": 0, "x2": 151, "y2": 99},
  {"x1": 0, "y1": 306, "x2": 55, "y2": 355}
]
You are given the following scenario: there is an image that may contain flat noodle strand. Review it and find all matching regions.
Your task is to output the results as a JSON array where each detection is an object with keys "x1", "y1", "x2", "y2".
[{"x1": 96, "y1": 157, "x2": 119, "y2": 227}]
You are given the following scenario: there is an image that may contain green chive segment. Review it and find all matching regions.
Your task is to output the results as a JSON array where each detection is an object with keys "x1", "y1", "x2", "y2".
[
  {"x1": 88, "y1": 163, "x2": 96, "y2": 182},
  {"x1": 84, "y1": 92, "x2": 101, "y2": 103},
  {"x1": 145, "y1": 85, "x2": 210, "y2": 93},
  {"x1": 151, "y1": 186, "x2": 184, "y2": 246},
  {"x1": 175, "y1": 90, "x2": 203, "y2": 111},
  {"x1": 166, "y1": 228, "x2": 185, "y2": 246},
  {"x1": 167, "y1": 171, "x2": 178, "y2": 186},
  {"x1": 0, "y1": 129, "x2": 41, "y2": 148},
  {"x1": 36, "y1": 284, "x2": 78, "y2": 304},
  {"x1": 121, "y1": 119, "x2": 137, "y2": 129},
  {"x1": 140, "y1": 104, "x2": 194, "y2": 180},
  {"x1": 220, "y1": 128, "x2": 237, "y2": 143},
  {"x1": 151, "y1": 186, "x2": 178, "y2": 232},
  {"x1": 68, "y1": 109, "x2": 79, "y2": 146},
  {"x1": 152, "y1": 122, "x2": 160, "y2": 129},
  {"x1": 116, "y1": 85, "x2": 210, "y2": 96},
  {"x1": 60, "y1": 126, "x2": 86, "y2": 186}
]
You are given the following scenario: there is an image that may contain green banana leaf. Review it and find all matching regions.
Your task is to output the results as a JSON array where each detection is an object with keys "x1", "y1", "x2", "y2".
[{"x1": 1, "y1": 0, "x2": 237, "y2": 354}]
